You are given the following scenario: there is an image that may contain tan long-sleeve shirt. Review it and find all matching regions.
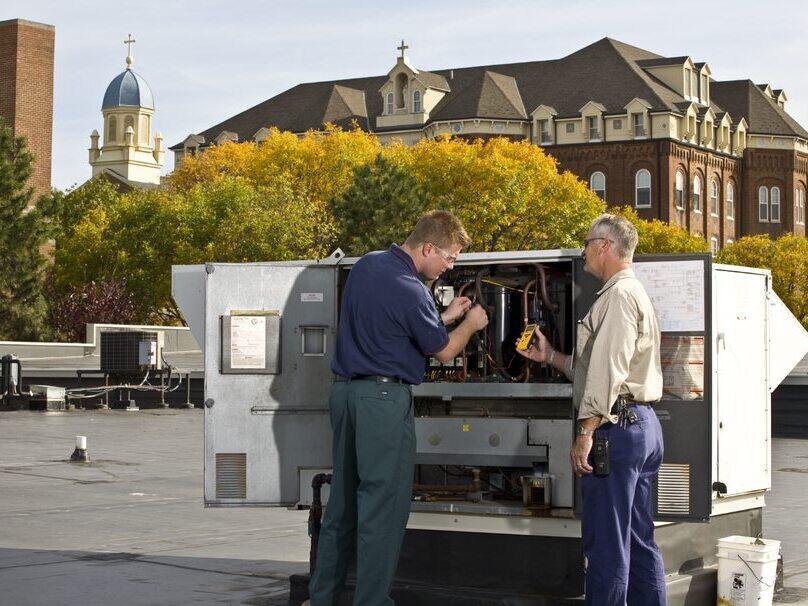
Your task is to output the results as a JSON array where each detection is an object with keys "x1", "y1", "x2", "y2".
[{"x1": 572, "y1": 268, "x2": 662, "y2": 424}]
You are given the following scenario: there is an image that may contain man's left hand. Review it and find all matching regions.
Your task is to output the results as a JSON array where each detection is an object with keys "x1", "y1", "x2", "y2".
[
  {"x1": 570, "y1": 436, "x2": 594, "y2": 477},
  {"x1": 441, "y1": 296, "x2": 472, "y2": 324}
]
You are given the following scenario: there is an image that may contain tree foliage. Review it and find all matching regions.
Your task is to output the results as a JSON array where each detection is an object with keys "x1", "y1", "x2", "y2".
[
  {"x1": 612, "y1": 206, "x2": 710, "y2": 254},
  {"x1": 331, "y1": 154, "x2": 431, "y2": 255},
  {"x1": 384, "y1": 136, "x2": 604, "y2": 251},
  {"x1": 0, "y1": 119, "x2": 52, "y2": 340},
  {"x1": 717, "y1": 234, "x2": 808, "y2": 329},
  {"x1": 48, "y1": 126, "x2": 805, "y2": 330},
  {"x1": 46, "y1": 276, "x2": 140, "y2": 342}
]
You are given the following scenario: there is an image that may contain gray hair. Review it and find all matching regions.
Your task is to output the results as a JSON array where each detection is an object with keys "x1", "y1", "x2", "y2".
[{"x1": 589, "y1": 214, "x2": 638, "y2": 262}]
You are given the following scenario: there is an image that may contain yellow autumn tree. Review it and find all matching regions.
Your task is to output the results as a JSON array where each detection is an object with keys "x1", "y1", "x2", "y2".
[
  {"x1": 611, "y1": 206, "x2": 710, "y2": 254},
  {"x1": 169, "y1": 125, "x2": 381, "y2": 251},
  {"x1": 717, "y1": 234, "x2": 808, "y2": 329},
  {"x1": 383, "y1": 136, "x2": 604, "y2": 251}
]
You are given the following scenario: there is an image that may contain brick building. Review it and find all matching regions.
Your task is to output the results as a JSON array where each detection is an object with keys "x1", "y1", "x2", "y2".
[
  {"x1": 172, "y1": 39, "x2": 808, "y2": 247},
  {"x1": 0, "y1": 18, "x2": 55, "y2": 203}
]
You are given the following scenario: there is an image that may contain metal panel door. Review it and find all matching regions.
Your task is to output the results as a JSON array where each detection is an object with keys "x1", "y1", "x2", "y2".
[
  {"x1": 713, "y1": 267, "x2": 770, "y2": 496},
  {"x1": 633, "y1": 255, "x2": 713, "y2": 521},
  {"x1": 203, "y1": 263, "x2": 337, "y2": 505}
]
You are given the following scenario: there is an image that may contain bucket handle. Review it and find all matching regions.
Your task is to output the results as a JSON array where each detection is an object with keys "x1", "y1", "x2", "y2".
[{"x1": 737, "y1": 554, "x2": 773, "y2": 589}]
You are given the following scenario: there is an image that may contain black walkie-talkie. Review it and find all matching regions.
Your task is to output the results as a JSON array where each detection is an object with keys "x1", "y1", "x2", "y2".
[{"x1": 592, "y1": 436, "x2": 610, "y2": 476}]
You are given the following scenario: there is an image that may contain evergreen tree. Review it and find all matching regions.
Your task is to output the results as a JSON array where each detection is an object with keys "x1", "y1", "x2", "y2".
[
  {"x1": 330, "y1": 154, "x2": 431, "y2": 256},
  {"x1": 0, "y1": 119, "x2": 51, "y2": 340}
]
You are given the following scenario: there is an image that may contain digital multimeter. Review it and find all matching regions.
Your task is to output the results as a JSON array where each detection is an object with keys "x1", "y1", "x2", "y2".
[{"x1": 516, "y1": 323, "x2": 538, "y2": 352}]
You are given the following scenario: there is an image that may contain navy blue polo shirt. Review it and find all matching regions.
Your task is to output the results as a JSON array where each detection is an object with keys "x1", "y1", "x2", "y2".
[{"x1": 331, "y1": 245, "x2": 449, "y2": 385}]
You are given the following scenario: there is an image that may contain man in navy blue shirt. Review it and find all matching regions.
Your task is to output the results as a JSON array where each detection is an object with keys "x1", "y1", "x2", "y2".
[{"x1": 309, "y1": 211, "x2": 488, "y2": 606}]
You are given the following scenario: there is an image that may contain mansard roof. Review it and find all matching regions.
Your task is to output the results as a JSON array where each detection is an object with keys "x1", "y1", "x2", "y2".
[
  {"x1": 711, "y1": 80, "x2": 808, "y2": 138},
  {"x1": 171, "y1": 38, "x2": 808, "y2": 150}
]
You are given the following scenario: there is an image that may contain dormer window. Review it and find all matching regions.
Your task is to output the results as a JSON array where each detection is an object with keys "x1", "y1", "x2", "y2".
[
  {"x1": 684, "y1": 68, "x2": 692, "y2": 98},
  {"x1": 701, "y1": 74, "x2": 708, "y2": 103},
  {"x1": 632, "y1": 113, "x2": 645, "y2": 137},
  {"x1": 538, "y1": 119, "x2": 551, "y2": 143},
  {"x1": 690, "y1": 71, "x2": 698, "y2": 102},
  {"x1": 413, "y1": 90, "x2": 422, "y2": 113},
  {"x1": 386, "y1": 92, "x2": 394, "y2": 115},
  {"x1": 587, "y1": 116, "x2": 600, "y2": 140},
  {"x1": 395, "y1": 73, "x2": 408, "y2": 109}
]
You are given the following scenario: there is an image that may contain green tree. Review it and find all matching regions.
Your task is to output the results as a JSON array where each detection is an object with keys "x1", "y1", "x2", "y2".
[
  {"x1": 0, "y1": 119, "x2": 52, "y2": 340},
  {"x1": 52, "y1": 176, "x2": 331, "y2": 323},
  {"x1": 717, "y1": 234, "x2": 808, "y2": 329},
  {"x1": 331, "y1": 154, "x2": 431, "y2": 256},
  {"x1": 45, "y1": 176, "x2": 121, "y2": 243}
]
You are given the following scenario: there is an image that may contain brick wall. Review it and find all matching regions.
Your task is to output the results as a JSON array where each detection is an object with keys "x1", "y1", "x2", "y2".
[
  {"x1": 0, "y1": 19, "x2": 55, "y2": 204},
  {"x1": 544, "y1": 140, "x2": 754, "y2": 245},
  {"x1": 742, "y1": 148, "x2": 807, "y2": 237}
]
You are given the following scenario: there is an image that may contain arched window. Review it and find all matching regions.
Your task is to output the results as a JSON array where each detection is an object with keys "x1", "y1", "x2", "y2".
[
  {"x1": 710, "y1": 179, "x2": 719, "y2": 215},
  {"x1": 635, "y1": 169, "x2": 651, "y2": 208},
  {"x1": 727, "y1": 183, "x2": 735, "y2": 219},
  {"x1": 413, "y1": 90, "x2": 422, "y2": 113},
  {"x1": 771, "y1": 186, "x2": 781, "y2": 222},
  {"x1": 107, "y1": 116, "x2": 117, "y2": 142},
  {"x1": 692, "y1": 175, "x2": 702, "y2": 212},
  {"x1": 395, "y1": 73, "x2": 408, "y2": 109},
  {"x1": 710, "y1": 237, "x2": 719, "y2": 255},
  {"x1": 386, "y1": 92, "x2": 394, "y2": 115},
  {"x1": 797, "y1": 187, "x2": 806, "y2": 225},
  {"x1": 124, "y1": 115, "x2": 135, "y2": 142},
  {"x1": 140, "y1": 115, "x2": 149, "y2": 145},
  {"x1": 675, "y1": 170, "x2": 685, "y2": 210},
  {"x1": 758, "y1": 186, "x2": 769, "y2": 222},
  {"x1": 590, "y1": 171, "x2": 606, "y2": 200}
]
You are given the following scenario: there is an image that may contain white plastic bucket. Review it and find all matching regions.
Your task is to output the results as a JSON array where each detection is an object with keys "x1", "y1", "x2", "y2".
[{"x1": 717, "y1": 535, "x2": 780, "y2": 606}]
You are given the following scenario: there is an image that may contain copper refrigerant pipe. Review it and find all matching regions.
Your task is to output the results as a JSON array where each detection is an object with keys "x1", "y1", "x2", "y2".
[
  {"x1": 523, "y1": 279, "x2": 536, "y2": 326},
  {"x1": 535, "y1": 264, "x2": 558, "y2": 312}
]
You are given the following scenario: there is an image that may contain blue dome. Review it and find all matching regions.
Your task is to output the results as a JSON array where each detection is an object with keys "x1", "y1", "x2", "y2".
[{"x1": 102, "y1": 69, "x2": 154, "y2": 110}]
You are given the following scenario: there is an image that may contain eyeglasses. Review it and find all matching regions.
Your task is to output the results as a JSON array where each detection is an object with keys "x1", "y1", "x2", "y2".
[
  {"x1": 428, "y1": 243, "x2": 458, "y2": 264},
  {"x1": 583, "y1": 237, "x2": 613, "y2": 247}
]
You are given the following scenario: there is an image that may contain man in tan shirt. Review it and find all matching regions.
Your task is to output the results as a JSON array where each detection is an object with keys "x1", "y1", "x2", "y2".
[{"x1": 518, "y1": 214, "x2": 666, "y2": 605}]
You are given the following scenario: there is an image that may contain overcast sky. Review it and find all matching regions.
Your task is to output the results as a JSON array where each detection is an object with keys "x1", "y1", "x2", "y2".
[{"x1": 4, "y1": 0, "x2": 808, "y2": 190}]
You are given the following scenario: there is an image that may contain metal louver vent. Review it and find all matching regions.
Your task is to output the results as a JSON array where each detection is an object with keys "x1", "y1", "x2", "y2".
[
  {"x1": 657, "y1": 463, "x2": 690, "y2": 515},
  {"x1": 216, "y1": 453, "x2": 247, "y2": 499}
]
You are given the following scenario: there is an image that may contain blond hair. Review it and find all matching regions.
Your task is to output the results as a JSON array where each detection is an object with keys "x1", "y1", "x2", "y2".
[{"x1": 404, "y1": 210, "x2": 471, "y2": 250}]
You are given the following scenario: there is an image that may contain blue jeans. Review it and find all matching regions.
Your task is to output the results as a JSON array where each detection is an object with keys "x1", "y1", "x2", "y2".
[{"x1": 581, "y1": 404, "x2": 667, "y2": 606}]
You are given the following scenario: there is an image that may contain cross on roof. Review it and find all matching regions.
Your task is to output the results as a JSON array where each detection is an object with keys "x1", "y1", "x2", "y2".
[
  {"x1": 397, "y1": 39, "x2": 408, "y2": 59},
  {"x1": 124, "y1": 33, "x2": 136, "y2": 59}
]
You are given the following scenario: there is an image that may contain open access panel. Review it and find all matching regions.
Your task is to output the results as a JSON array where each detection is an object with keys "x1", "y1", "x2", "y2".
[{"x1": 171, "y1": 250, "x2": 808, "y2": 603}]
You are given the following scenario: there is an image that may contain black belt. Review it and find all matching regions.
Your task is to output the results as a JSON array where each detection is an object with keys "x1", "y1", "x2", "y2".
[
  {"x1": 615, "y1": 396, "x2": 654, "y2": 407},
  {"x1": 335, "y1": 375, "x2": 409, "y2": 385}
]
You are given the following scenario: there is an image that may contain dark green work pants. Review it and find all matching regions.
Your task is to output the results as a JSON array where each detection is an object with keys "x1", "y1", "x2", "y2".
[{"x1": 309, "y1": 378, "x2": 415, "y2": 606}]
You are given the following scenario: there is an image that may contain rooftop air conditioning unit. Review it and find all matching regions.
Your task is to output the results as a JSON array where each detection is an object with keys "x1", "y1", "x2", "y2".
[{"x1": 100, "y1": 330, "x2": 163, "y2": 375}]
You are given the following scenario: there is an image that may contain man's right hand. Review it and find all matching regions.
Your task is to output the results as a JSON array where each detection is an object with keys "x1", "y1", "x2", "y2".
[
  {"x1": 464, "y1": 304, "x2": 488, "y2": 331},
  {"x1": 516, "y1": 326, "x2": 552, "y2": 363}
]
